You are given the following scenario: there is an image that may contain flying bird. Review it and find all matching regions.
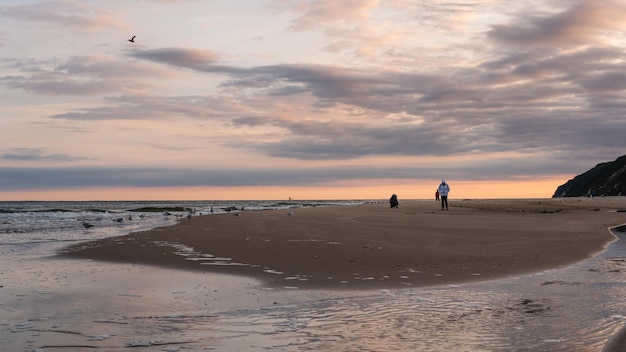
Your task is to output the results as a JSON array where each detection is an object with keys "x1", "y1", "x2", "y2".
[{"x1": 128, "y1": 36, "x2": 135, "y2": 43}]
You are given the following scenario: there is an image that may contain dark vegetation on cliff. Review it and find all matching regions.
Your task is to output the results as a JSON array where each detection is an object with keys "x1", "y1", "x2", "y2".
[{"x1": 553, "y1": 155, "x2": 626, "y2": 197}]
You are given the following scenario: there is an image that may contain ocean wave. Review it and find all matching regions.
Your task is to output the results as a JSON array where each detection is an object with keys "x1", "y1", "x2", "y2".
[{"x1": 0, "y1": 200, "x2": 368, "y2": 247}]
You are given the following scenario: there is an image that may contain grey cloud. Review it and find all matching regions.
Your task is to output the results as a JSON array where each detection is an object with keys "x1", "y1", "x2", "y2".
[
  {"x1": 579, "y1": 71, "x2": 626, "y2": 92},
  {"x1": 50, "y1": 94, "x2": 224, "y2": 120},
  {"x1": 30, "y1": 0, "x2": 626, "y2": 166},
  {"x1": 488, "y1": 0, "x2": 626, "y2": 47},
  {"x1": 53, "y1": 42, "x2": 626, "y2": 162},
  {"x1": 130, "y1": 48, "x2": 406, "y2": 101},
  {"x1": 129, "y1": 48, "x2": 230, "y2": 73},
  {"x1": 231, "y1": 116, "x2": 267, "y2": 127},
  {"x1": 3, "y1": 75, "x2": 119, "y2": 96},
  {"x1": 0, "y1": 2, "x2": 126, "y2": 31},
  {"x1": 0, "y1": 166, "x2": 384, "y2": 190},
  {"x1": 1, "y1": 56, "x2": 162, "y2": 96},
  {"x1": 269, "y1": 0, "x2": 379, "y2": 31},
  {"x1": 1, "y1": 148, "x2": 89, "y2": 162},
  {"x1": 0, "y1": 159, "x2": 583, "y2": 191},
  {"x1": 141, "y1": 52, "x2": 396, "y2": 104},
  {"x1": 229, "y1": 117, "x2": 523, "y2": 160}
]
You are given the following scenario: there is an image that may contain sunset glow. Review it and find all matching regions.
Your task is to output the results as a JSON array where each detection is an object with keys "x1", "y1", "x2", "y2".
[
  {"x1": 1, "y1": 1, "x2": 625, "y2": 200},
  {"x1": 0, "y1": 177, "x2": 568, "y2": 201}
]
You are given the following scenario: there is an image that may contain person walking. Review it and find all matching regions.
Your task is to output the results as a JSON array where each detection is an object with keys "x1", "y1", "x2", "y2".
[
  {"x1": 435, "y1": 190, "x2": 440, "y2": 201},
  {"x1": 437, "y1": 180, "x2": 450, "y2": 210}
]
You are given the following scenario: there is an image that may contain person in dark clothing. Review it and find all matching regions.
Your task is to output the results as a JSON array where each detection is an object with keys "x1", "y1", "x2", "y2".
[{"x1": 389, "y1": 194, "x2": 399, "y2": 208}]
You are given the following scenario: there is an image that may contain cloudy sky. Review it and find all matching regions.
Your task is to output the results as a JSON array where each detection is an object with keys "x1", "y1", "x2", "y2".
[{"x1": 1, "y1": 0, "x2": 625, "y2": 200}]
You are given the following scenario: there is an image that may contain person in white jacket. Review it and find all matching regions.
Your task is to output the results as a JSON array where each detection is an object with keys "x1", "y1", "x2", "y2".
[{"x1": 437, "y1": 180, "x2": 450, "y2": 210}]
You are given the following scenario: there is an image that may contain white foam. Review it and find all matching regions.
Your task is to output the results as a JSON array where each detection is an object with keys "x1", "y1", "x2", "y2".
[
  {"x1": 200, "y1": 262, "x2": 248, "y2": 266},
  {"x1": 88, "y1": 334, "x2": 114, "y2": 341},
  {"x1": 126, "y1": 340, "x2": 160, "y2": 347}
]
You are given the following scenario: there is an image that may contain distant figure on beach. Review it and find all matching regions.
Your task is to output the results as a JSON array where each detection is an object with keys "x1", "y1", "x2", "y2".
[
  {"x1": 435, "y1": 190, "x2": 440, "y2": 201},
  {"x1": 389, "y1": 194, "x2": 399, "y2": 208},
  {"x1": 438, "y1": 180, "x2": 450, "y2": 210}
]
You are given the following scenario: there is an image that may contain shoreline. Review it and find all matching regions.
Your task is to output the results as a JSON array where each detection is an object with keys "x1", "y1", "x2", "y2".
[{"x1": 60, "y1": 197, "x2": 626, "y2": 290}]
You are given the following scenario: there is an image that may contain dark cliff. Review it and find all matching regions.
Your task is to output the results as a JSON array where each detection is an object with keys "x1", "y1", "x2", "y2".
[{"x1": 553, "y1": 155, "x2": 626, "y2": 197}]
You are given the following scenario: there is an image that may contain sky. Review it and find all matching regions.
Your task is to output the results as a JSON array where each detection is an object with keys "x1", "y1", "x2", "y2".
[{"x1": 1, "y1": 0, "x2": 625, "y2": 201}]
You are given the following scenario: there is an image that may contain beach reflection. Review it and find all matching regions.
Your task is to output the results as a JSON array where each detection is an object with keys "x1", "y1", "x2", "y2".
[
  {"x1": 3, "y1": 231, "x2": 626, "y2": 351},
  {"x1": 187, "y1": 285, "x2": 616, "y2": 351},
  {"x1": 136, "y1": 230, "x2": 626, "y2": 351}
]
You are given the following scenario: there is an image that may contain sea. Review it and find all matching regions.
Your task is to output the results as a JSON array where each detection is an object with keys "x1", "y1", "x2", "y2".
[
  {"x1": 0, "y1": 200, "x2": 364, "y2": 254},
  {"x1": 2, "y1": 200, "x2": 626, "y2": 351}
]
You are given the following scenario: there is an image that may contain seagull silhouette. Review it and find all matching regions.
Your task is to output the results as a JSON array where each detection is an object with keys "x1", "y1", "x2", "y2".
[{"x1": 128, "y1": 36, "x2": 135, "y2": 43}]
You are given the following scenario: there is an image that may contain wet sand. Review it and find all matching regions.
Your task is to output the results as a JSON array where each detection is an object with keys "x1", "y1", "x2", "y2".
[{"x1": 62, "y1": 198, "x2": 626, "y2": 290}]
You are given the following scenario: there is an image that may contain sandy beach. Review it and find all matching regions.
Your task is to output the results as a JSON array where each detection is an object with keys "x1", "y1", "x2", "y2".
[
  {"x1": 4, "y1": 197, "x2": 626, "y2": 351},
  {"x1": 62, "y1": 198, "x2": 626, "y2": 290}
]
